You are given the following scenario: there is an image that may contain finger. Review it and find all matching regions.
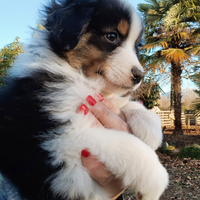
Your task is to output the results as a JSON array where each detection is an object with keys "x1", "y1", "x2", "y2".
[
  {"x1": 86, "y1": 96, "x2": 131, "y2": 133},
  {"x1": 77, "y1": 104, "x2": 103, "y2": 128},
  {"x1": 81, "y1": 149, "x2": 112, "y2": 184},
  {"x1": 81, "y1": 150, "x2": 124, "y2": 198},
  {"x1": 97, "y1": 93, "x2": 126, "y2": 121}
]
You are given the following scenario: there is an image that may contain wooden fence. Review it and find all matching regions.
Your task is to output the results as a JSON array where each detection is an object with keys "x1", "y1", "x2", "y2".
[{"x1": 156, "y1": 110, "x2": 200, "y2": 126}]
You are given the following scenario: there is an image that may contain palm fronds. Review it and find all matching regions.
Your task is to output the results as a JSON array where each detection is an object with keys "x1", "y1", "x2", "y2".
[
  {"x1": 192, "y1": 27, "x2": 200, "y2": 37},
  {"x1": 187, "y1": 45, "x2": 200, "y2": 55},
  {"x1": 161, "y1": 48, "x2": 190, "y2": 63}
]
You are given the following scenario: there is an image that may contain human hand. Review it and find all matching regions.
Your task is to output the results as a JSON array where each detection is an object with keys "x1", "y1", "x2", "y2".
[
  {"x1": 77, "y1": 93, "x2": 131, "y2": 198},
  {"x1": 78, "y1": 94, "x2": 132, "y2": 133}
]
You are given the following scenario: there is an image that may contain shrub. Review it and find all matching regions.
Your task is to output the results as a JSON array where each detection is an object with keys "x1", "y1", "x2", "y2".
[
  {"x1": 158, "y1": 145, "x2": 175, "y2": 155},
  {"x1": 178, "y1": 144, "x2": 200, "y2": 159}
]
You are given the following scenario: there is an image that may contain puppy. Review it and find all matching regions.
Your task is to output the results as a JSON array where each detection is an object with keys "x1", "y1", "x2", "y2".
[{"x1": 0, "y1": 0, "x2": 168, "y2": 199}]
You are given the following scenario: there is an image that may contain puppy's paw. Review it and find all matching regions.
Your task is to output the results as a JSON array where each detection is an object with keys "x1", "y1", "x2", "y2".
[
  {"x1": 134, "y1": 163, "x2": 168, "y2": 200},
  {"x1": 124, "y1": 152, "x2": 169, "y2": 200},
  {"x1": 121, "y1": 101, "x2": 162, "y2": 150}
]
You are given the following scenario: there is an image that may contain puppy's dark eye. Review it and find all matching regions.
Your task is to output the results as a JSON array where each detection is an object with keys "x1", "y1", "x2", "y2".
[{"x1": 105, "y1": 33, "x2": 118, "y2": 43}]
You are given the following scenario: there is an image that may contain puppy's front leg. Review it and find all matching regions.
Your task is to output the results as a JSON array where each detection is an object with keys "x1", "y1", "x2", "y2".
[
  {"x1": 121, "y1": 101, "x2": 163, "y2": 150},
  {"x1": 81, "y1": 128, "x2": 168, "y2": 200},
  {"x1": 44, "y1": 125, "x2": 168, "y2": 200}
]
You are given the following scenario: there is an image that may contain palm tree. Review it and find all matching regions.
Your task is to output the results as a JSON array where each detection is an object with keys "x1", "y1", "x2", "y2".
[{"x1": 138, "y1": 0, "x2": 200, "y2": 134}]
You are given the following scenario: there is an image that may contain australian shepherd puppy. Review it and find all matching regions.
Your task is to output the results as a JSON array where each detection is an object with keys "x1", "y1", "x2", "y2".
[{"x1": 0, "y1": 0, "x2": 168, "y2": 199}]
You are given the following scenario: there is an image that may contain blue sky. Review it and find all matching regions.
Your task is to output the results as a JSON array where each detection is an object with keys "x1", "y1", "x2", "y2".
[
  {"x1": 0, "y1": 0, "x2": 47, "y2": 48},
  {"x1": 0, "y1": 0, "x2": 196, "y2": 91},
  {"x1": 0, "y1": 0, "x2": 145, "y2": 49}
]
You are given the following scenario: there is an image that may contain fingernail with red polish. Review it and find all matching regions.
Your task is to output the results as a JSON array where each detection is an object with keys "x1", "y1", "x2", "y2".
[
  {"x1": 78, "y1": 104, "x2": 89, "y2": 115},
  {"x1": 86, "y1": 95, "x2": 96, "y2": 106},
  {"x1": 97, "y1": 93, "x2": 104, "y2": 101},
  {"x1": 81, "y1": 149, "x2": 90, "y2": 158}
]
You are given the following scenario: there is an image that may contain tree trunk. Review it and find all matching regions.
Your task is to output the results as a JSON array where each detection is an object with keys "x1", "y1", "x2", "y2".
[{"x1": 171, "y1": 61, "x2": 183, "y2": 135}]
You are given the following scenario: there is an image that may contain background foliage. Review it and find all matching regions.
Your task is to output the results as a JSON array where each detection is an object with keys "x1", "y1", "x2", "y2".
[
  {"x1": 0, "y1": 37, "x2": 23, "y2": 85},
  {"x1": 133, "y1": 78, "x2": 161, "y2": 109}
]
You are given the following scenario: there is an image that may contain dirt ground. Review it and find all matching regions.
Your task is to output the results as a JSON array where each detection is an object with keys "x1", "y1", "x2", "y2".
[
  {"x1": 124, "y1": 125, "x2": 200, "y2": 200},
  {"x1": 163, "y1": 125, "x2": 200, "y2": 148}
]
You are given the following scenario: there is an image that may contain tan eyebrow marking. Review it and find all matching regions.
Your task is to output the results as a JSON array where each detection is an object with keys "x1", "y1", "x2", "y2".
[{"x1": 117, "y1": 20, "x2": 129, "y2": 35}]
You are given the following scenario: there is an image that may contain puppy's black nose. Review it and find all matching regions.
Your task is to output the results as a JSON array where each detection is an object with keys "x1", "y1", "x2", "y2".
[{"x1": 131, "y1": 68, "x2": 144, "y2": 84}]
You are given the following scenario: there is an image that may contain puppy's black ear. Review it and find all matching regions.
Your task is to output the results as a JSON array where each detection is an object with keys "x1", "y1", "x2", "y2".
[{"x1": 44, "y1": 0, "x2": 98, "y2": 51}]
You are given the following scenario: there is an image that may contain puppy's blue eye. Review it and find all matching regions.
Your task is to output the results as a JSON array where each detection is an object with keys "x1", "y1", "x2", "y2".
[{"x1": 106, "y1": 33, "x2": 118, "y2": 43}]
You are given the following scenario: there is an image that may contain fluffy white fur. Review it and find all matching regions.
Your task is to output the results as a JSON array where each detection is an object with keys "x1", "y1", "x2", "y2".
[
  {"x1": 121, "y1": 101, "x2": 163, "y2": 150},
  {"x1": 9, "y1": 8, "x2": 168, "y2": 200},
  {"x1": 40, "y1": 75, "x2": 168, "y2": 200}
]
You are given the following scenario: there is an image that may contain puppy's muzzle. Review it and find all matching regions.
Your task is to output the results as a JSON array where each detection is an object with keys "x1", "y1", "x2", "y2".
[{"x1": 131, "y1": 68, "x2": 144, "y2": 85}]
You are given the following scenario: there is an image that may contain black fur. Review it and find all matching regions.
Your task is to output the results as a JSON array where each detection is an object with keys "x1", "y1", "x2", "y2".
[
  {"x1": 44, "y1": 0, "x2": 132, "y2": 57},
  {"x1": 0, "y1": 72, "x2": 66, "y2": 200},
  {"x1": 44, "y1": 0, "x2": 99, "y2": 53}
]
